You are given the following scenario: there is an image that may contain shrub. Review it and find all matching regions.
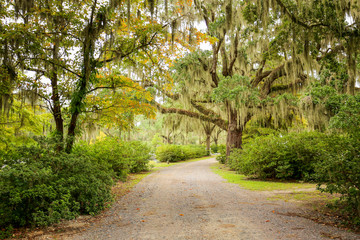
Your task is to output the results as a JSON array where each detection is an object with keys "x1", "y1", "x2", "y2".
[
  {"x1": 121, "y1": 141, "x2": 151, "y2": 173},
  {"x1": 216, "y1": 145, "x2": 227, "y2": 164},
  {"x1": 182, "y1": 145, "x2": 207, "y2": 159},
  {"x1": 211, "y1": 144, "x2": 226, "y2": 154},
  {"x1": 0, "y1": 137, "x2": 151, "y2": 231},
  {"x1": 0, "y1": 138, "x2": 114, "y2": 228},
  {"x1": 314, "y1": 141, "x2": 360, "y2": 225},
  {"x1": 313, "y1": 94, "x2": 360, "y2": 225},
  {"x1": 155, "y1": 145, "x2": 185, "y2": 162},
  {"x1": 155, "y1": 144, "x2": 208, "y2": 162},
  {"x1": 74, "y1": 138, "x2": 151, "y2": 179},
  {"x1": 231, "y1": 131, "x2": 342, "y2": 180}
]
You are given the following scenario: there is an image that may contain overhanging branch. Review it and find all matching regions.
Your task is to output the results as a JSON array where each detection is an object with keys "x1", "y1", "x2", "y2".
[{"x1": 155, "y1": 102, "x2": 228, "y2": 130}]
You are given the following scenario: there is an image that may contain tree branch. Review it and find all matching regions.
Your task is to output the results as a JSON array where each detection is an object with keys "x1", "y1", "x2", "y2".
[
  {"x1": 28, "y1": 57, "x2": 81, "y2": 78},
  {"x1": 155, "y1": 102, "x2": 228, "y2": 130},
  {"x1": 98, "y1": 32, "x2": 159, "y2": 64},
  {"x1": 275, "y1": 0, "x2": 329, "y2": 29}
]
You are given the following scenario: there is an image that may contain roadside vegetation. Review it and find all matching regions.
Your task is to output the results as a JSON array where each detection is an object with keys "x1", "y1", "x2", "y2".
[
  {"x1": 211, "y1": 163, "x2": 316, "y2": 191},
  {"x1": 0, "y1": 139, "x2": 208, "y2": 239},
  {"x1": 215, "y1": 103, "x2": 360, "y2": 229},
  {"x1": 0, "y1": 137, "x2": 151, "y2": 230}
]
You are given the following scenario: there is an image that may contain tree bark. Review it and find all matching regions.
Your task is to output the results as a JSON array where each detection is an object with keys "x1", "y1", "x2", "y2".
[
  {"x1": 206, "y1": 135, "x2": 211, "y2": 154},
  {"x1": 226, "y1": 110, "x2": 243, "y2": 158},
  {"x1": 51, "y1": 36, "x2": 64, "y2": 151},
  {"x1": 65, "y1": 1, "x2": 97, "y2": 153},
  {"x1": 157, "y1": 103, "x2": 228, "y2": 131}
]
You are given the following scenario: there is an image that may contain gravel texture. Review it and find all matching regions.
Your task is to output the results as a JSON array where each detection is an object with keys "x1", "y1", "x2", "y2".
[{"x1": 67, "y1": 158, "x2": 359, "y2": 240}]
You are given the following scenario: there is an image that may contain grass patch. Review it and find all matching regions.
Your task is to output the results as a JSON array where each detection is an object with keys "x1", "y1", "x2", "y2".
[
  {"x1": 211, "y1": 162, "x2": 316, "y2": 191},
  {"x1": 268, "y1": 191, "x2": 339, "y2": 204}
]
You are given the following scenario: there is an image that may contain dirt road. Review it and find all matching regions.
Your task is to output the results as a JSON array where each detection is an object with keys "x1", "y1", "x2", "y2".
[{"x1": 70, "y1": 158, "x2": 359, "y2": 240}]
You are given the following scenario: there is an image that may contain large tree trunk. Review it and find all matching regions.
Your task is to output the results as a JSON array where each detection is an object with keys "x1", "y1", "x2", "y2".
[
  {"x1": 226, "y1": 124, "x2": 243, "y2": 157},
  {"x1": 65, "y1": 1, "x2": 98, "y2": 153},
  {"x1": 225, "y1": 109, "x2": 243, "y2": 160},
  {"x1": 206, "y1": 134, "x2": 211, "y2": 154},
  {"x1": 65, "y1": 18, "x2": 95, "y2": 153},
  {"x1": 51, "y1": 36, "x2": 64, "y2": 151},
  {"x1": 202, "y1": 122, "x2": 215, "y2": 154},
  {"x1": 213, "y1": 137, "x2": 218, "y2": 146}
]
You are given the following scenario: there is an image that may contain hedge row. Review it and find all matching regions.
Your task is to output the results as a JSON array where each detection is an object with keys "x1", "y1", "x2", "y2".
[
  {"x1": 223, "y1": 131, "x2": 360, "y2": 225},
  {"x1": 155, "y1": 144, "x2": 208, "y2": 162},
  {"x1": 227, "y1": 131, "x2": 342, "y2": 180},
  {"x1": 0, "y1": 137, "x2": 151, "y2": 230},
  {"x1": 210, "y1": 144, "x2": 226, "y2": 154}
]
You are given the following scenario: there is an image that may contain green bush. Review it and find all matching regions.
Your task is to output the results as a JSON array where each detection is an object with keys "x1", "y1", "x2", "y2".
[
  {"x1": 0, "y1": 138, "x2": 114, "y2": 228},
  {"x1": 155, "y1": 144, "x2": 208, "y2": 162},
  {"x1": 314, "y1": 94, "x2": 360, "y2": 225},
  {"x1": 210, "y1": 144, "x2": 218, "y2": 153},
  {"x1": 0, "y1": 137, "x2": 151, "y2": 230},
  {"x1": 182, "y1": 145, "x2": 207, "y2": 159},
  {"x1": 155, "y1": 145, "x2": 185, "y2": 162},
  {"x1": 211, "y1": 144, "x2": 226, "y2": 154},
  {"x1": 314, "y1": 141, "x2": 360, "y2": 225},
  {"x1": 231, "y1": 131, "x2": 341, "y2": 180},
  {"x1": 121, "y1": 141, "x2": 151, "y2": 173},
  {"x1": 74, "y1": 138, "x2": 151, "y2": 179},
  {"x1": 216, "y1": 145, "x2": 227, "y2": 164}
]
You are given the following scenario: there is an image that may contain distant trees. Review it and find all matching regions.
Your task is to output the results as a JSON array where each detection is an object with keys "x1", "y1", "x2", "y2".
[{"x1": 157, "y1": 0, "x2": 360, "y2": 158}]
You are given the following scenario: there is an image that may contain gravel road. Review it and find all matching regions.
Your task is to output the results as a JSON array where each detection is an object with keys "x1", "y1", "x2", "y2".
[{"x1": 69, "y1": 158, "x2": 360, "y2": 240}]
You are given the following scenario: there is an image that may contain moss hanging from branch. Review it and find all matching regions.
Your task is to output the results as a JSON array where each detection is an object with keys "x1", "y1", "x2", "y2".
[
  {"x1": 148, "y1": 0, "x2": 156, "y2": 16},
  {"x1": 165, "y1": 0, "x2": 168, "y2": 17},
  {"x1": 171, "y1": 19, "x2": 177, "y2": 47},
  {"x1": 225, "y1": 0, "x2": 232, "y2": 30},
  {"x1": 127, "y1": 0, "x2": 131, "y2": 25},
  {"x1": 14, "y1": 0, "x2": 34, "y2": 14}
]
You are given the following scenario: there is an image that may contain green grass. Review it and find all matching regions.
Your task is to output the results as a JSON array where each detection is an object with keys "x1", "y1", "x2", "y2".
[
  {"x1": 211, "y1": 162, "x2": 316, "y2": 191},
  {"x1": 267, "y1": 191, "x2": 339, "y2": 203}
]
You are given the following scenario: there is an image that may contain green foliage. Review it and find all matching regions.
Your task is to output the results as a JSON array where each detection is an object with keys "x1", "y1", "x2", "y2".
[
  {"x1": 155, "y1": 144, "x2": 208, "y2": 162},
  {"x1": 125, "y1": 141, "x2": 152, "y2": 173},
  {"x1": 0, "y1": 137, "x2": 151, "y2": 229},
  {"x1": 74, "y1": 138, "x2": 151, "y2": 178},
  {"x1": 181, "y1": 145, "x2": 208, "y2": 159},
  {"x1": 0, "y1": 225, "x2": 13, "y2": 239},
  {"x1": 211, "y1": 163, "x2": 315, "y2": 191},
  {"x1": 150, "y1": 133, "x2": 163, "y2": 151},
  {"x1": 212, "y1": 75, "x2": 260, "y2": 106},
  {"x1": 329, "y1": 94, "x2": 360, "y2": 137},
  {"x1": 155, "y1": 145, "x2": 185, "y2": 162},
  {"x1": 313, "y1": 95, "x2": 360, "y2": 225},
  {"x1": 0, "y1": 137, "x2": 114, "y2": 228},
  {"x1": 314, "y1": 141, "x2": 360, "y2": 225},
  {"x1": 216, "y1": 145, "x2": 227, "y2": 164},
  {"x1": 211, "y1": 144, "x2": 225, "y2": 153},
  {"x1": 231, "y1": 131, "x2": 342, "y2": 180}
]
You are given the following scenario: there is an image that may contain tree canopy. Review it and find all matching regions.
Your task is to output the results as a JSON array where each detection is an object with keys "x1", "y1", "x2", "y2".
[
  {"x1": 155, "y1": 0, "x2": 360, "y2": 156},
  {"x1": 0, "y1": 0, "x2": 359, "y2": 154}
]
